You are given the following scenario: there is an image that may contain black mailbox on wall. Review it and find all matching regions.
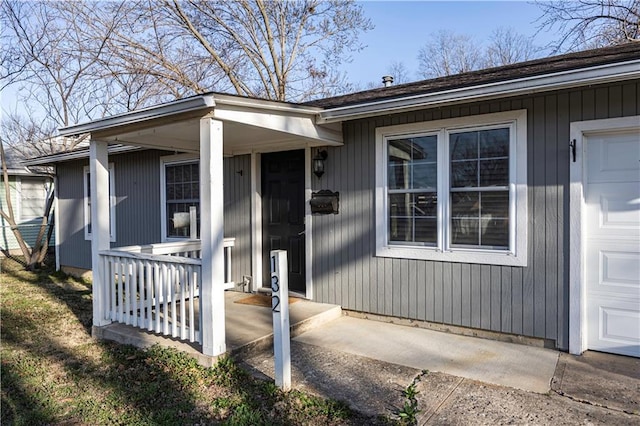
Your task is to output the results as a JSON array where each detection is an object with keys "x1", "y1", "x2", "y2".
[{"x1": 310, "y1": 190, "x2": 339, "y2": 214}]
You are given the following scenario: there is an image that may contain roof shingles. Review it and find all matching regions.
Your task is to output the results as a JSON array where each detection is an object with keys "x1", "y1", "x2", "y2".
[{"x1": 305, "y1": 43, "x2": 640, "y2": 109}]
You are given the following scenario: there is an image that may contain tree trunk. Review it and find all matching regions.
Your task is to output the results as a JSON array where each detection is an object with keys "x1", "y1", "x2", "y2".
[
  {"x1": 0, "y1": 141, "x2": 33, "y2": 266},
  {"x1": 1, "y1": 140, "x2": 54, "y2": 270},
  {"x1": 35, "y1": 188, "x2": 55, "y2": 265}
]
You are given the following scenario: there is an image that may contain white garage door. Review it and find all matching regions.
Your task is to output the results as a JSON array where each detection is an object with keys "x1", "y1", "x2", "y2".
[{"x1": 585, "y1": 130, "x2": 640, "y2": 357}]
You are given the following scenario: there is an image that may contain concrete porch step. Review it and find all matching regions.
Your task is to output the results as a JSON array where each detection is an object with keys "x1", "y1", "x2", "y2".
[{"x1": 92, "y1": 291, "x2": 342, "y2": 367}]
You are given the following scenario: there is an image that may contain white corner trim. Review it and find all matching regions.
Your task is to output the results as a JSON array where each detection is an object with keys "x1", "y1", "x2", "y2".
[
  {"x1": 251, "y1": 152, "x2": 263, "y2": 292},
  {"x1": 84, "y1": 163, "x2": 116, "y2": 242},
  {"x1": 304, "y1": 146, "x2": 313, "y2": 300},
  {"x1": 568, "y1": 115, "x2": 640, "y2": 356},
  {"x1": 53, "y1": 173, "x2": 60, "y2": 271}
]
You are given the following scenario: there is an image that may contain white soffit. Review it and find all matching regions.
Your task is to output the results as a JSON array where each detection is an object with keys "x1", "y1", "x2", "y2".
[
  {"x1": 318, "y1": 60, "x2": 640, "y2": 123},
  {"x1": 212, "y1": 94, "x2": 342, "y2": 145},
  {"x1": 57, "y1": 93, "x2": 343, "y2": 148},
  {"x1": 212, "y1": 106, "x2": 342, "y2": 145}
]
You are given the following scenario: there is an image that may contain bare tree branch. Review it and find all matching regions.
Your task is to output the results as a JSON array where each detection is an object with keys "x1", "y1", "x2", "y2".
[
  {"x1": 534, "y1": 0, "x2": 640, "y2": 52},
  {"x1": 418, "y1": 30, "x2": 484, "y2": 78},
  {"x1": 417, "y1": 27, "x2": 542, "y2": 79}
]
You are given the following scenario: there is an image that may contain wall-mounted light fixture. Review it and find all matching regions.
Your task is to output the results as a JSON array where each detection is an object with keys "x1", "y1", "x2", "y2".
[{"x1": 312, "y1": 149, "x2": 328, "y2": 178}]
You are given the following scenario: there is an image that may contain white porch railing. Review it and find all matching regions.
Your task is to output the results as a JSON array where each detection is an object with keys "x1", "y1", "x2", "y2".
[{"x1": 99, "y1": 239, "x2": 235, "y2": 344}]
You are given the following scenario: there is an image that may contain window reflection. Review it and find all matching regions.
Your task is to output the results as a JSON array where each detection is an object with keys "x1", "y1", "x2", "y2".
[
  {"x1": 166, "y1": 162, "x2": 200, "y2": 238},
  {"x1": 450, "y1": 128, "x2": 509, "y2": 248},
  {"x1": 388, "y1": 135, "x2": 438, "y2": 245}
]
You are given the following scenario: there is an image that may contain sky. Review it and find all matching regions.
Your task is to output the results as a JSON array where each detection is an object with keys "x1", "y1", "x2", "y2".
[
  {"x1": 1, "y1": 1, "x2": 558, "y2": 120},
  {"x1": 340, "y1": 1, "x2": 557, "y2": 87}
]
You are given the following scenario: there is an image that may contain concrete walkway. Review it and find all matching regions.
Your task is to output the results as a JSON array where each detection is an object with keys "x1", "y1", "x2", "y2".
[
  {"x1": 294, "y1": 316, "x2": 558, "y2": 393},
  {"x1": 239, "y1": 314, "x2": 640, "y2": 424},
  {"x1": 96, "y1": 292, "x2": 639, "y2": 423}
]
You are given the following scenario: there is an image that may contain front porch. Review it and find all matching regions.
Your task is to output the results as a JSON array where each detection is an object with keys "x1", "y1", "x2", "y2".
[
  {"x1": 93, "y1": 290, "x2": 342, "y2": 367},
  {"x1": 57, "y1": 93, "x2": 343, "y2": 359}
]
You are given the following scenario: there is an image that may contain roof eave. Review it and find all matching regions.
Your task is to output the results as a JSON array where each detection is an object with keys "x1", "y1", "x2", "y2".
[
  {"x1": 58, "y1": 95, "x2": 217, "y2": 137},
  {"x1": 22, "y1": 145, "x2": 144, "y2": 166},
  {"x1": 317, "y1": 60, "x2": 640, "y2": 123}
]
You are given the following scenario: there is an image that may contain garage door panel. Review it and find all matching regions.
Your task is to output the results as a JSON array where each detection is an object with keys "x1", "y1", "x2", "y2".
[
  {"x1": 585, "y1": 184, "x2": 640, "y2": 238},
  {"x1": 587, "y1": 132, "x2": 640, "y2": 183},
  {"x1": 585, "y1": 130, "x2": 640, "y2": 357},
  {"x1": 586, "y1": 243, "x2": 640, "y2": 296},
  {"x1": 587, "y1": 298, "x2": 640, "y2": 358}
]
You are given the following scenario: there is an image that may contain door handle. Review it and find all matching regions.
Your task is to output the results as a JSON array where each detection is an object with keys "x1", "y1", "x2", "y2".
[{"x1": 298, "y1": 230, "x2": 305, "y2": 235}]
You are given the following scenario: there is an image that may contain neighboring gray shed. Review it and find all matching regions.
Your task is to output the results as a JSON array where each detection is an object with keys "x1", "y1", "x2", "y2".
[{"x1": 1, "y1": 148, "x2": 54, "y2": 255}]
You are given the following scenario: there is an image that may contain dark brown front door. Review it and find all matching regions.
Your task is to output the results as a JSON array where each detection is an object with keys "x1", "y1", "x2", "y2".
[{"x1": 262, "y1": 150, "x2": 306, "y2": 294}]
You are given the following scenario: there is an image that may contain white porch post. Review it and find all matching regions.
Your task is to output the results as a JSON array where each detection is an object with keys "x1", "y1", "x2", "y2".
[
  {"x1": 90, "y1": 140, "x2": 111, "y2": 327},
  {"x1": 200, "y1": 117, "x2": 226, "y2": 356}
]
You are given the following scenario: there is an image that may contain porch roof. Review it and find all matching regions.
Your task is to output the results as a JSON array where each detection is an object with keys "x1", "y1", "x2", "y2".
[{"x1": 56, "y1": 92, "x2": 343, "y2": 156}]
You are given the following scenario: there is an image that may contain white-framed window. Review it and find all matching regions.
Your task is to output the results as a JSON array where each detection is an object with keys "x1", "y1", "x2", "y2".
[
  {"x1": 160, "y1": 155, "x2": 200, "y2": 241},
  {"x1": 375, "y1": 110, "x2": 528, "y2": 266},
  {"x1": 84, "y1": 164, "x2": 116, "y2": 241}
]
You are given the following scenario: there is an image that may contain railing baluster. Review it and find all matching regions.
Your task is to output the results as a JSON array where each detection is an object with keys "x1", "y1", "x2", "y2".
[
  {"x1": 129, "y1": 260, "x2": 136, "y2": 327},
  {"x1": 154, "y1": 262, "x2": 161, "y2": 334},
  {"x1": 107, "y1": 257, "x2": 115, "y2": 321},
  {"x1": 197, "y1": 264, "x2": 202, "y2": 343},
  {"x1": 125, "y1": 258, "x2": 131, "y2": 325},
  {"x1": 188, "y1": 264, "x2": 195, "y2": 342},
  {"x1": 146, "y1": 261, "x2": 153, "y2": 331},
  {"x1": 118, "y1": 257, "x2": 125, "y2": 323},
  {"x1": 98, "y1": 239, "x2": 229, "y2": 345},
  {"x1": 169, "y1": 264, "x2": 176, "y2": 338},
  {"x1": 141, "y1": 260, "x2": 147, "y2": 329},
  {"x1": 180, "y1": 265, "x2": 187, "y2": 340},
  {"x1": 162, "y1": 263, "x2": 169, "y2": 335},
  {"x1": 136, "y1": 260, "x2": 144, "y2": 327}
]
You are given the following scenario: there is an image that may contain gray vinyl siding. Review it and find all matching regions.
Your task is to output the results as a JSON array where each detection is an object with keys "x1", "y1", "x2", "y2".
[
  {"x1": 223, "y1": 155, "x2": 252, "y2": 286},
  {"x1": 57, "y1": 150, "x2": 253, "y2": 286},
  {"x1": 57, "y1": 150, "x2": 165, "y2": 270},
  {"x1": 57, "y1": 159, "x2": 90, "y2": 269},
  {"x1": 311, "y1": 80, "x2": 639, "y2": 351}
]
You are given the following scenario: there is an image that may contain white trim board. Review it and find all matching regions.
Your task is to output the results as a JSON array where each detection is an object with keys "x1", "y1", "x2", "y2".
[
  {"x1": 251, "y1": 151, "x2": 263, "y2": 293},
  {"x1": 54, "y1": 173, "x2": 60, "y2": 271},
  {"x1": 568, "y1": 115, "x2": 640, "y2": 355},
  {"x1": 83, "y1": 163, "x2": 116, "y2": 242},
  {"x1": 304, "y1": 146, "x2": 313, "y2": 300}
]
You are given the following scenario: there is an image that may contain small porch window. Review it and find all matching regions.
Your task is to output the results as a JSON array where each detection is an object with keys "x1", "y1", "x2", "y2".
[{"x1": 161, "y1": 155, "x2": 200, "y2": 240}]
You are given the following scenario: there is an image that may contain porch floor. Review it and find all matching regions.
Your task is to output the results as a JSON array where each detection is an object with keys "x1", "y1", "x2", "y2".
[{"x1": 92, "y1": 291, "x2": 342, "y2": 367}]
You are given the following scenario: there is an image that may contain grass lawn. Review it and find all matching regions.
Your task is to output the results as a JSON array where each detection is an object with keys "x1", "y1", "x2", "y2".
[{"x1": 1, "y1": 257, "x2": 394, "y2": 425}]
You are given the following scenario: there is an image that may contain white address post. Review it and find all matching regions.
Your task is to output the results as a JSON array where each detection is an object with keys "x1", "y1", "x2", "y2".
[{"x1": 270, "y1": 249, "x2": 291, "y2": 391}]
